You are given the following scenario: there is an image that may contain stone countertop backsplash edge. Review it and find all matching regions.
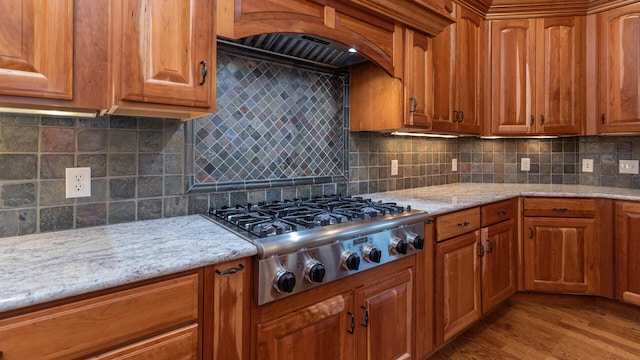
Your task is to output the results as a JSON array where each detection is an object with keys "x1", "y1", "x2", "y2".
[{"x1": 4, "y1": 183, "x2": 640, "y2": 314}]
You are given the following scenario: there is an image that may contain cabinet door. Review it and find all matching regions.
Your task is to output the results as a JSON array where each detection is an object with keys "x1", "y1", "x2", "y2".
[
  {"x1": 431, "y1": 13, "x2": 455, "y2": 132},
  {"x1": 491, "y1": 19, "x2": 536, "y2": 135},
  {"x1": 598, "y1": 3, "x2": 640, "y2": 133},
  {"x1": 93, "y1": 325, "x2": 199, "y2": 360},
  {"x1": 114, "y1": 0, "x2": 214, "y2": 109},
  {"x1": 255, "y1": 294, "x2": 354, "y2": 360},
  {"x1": 523, "y1": 217, "x2": 597, "y2": 294},
  {"x1": 404, "y1": 28, "x2": 433, "y2": 128},
  {"x1": 615, "y1": 201, "x2": 640, "y2": 306},
  {"x1": 204, "y1": 260, "x2": 250, "y2": 360},
  {"x1": 535, "y1": 17, "x2": 584, "y2": 135},
  {"x1": 0, "y1": 0, "x2": 73, "y2": 100},
  {"x1": 454, "y1": 5, "x2": 483, "y2": 134},
  {"x1": 435, "y1": 230, "x2": 481, "y2": 344},
  {"x1": 481, "y1": 219, "x2": 516, "y2": 314},
  {"x1": 354, "y1": 269, "x2": 413, "y2": 360}
]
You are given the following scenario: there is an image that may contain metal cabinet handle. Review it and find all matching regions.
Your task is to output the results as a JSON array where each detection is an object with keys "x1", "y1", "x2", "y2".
[
  {"x1": 553, "y1": 208, "x2": 569, "y2": 212},
  {"x1": 457, "y1": 221, "x2": 470, "y2": 227},
  {"x1": 215, "y1": 263, "x2": 244, "y2": 275},
  {"x1": 460, "y1": 111, "x2": 464, "y2": 122},
  {"x1": 497, "y1": 211, "x2": 507, "y2": 216},
  {"x1": 486, "y1": 239, "x2": 494, "y2": 253},
  {"x1": 531, "y1": 115, "x2": 535, "y2": 125},
  {"x1": 540, "y1": 114, "x2": 545, "y2": 125},
  {"x1": 347, "y1": 312, "x2": 355, "y2": 334},
  {"x1": 360, "y1": 306, "x2": 369, "y2": 327},
  {"x1": 409, "y1": 98, "x2": 417, "y2": 113},
  {"x1": 478, "y1": 243, "x2": 485, "y2": 257},
  {"x1": 199, "y1": 60, "x2": 208, "y2": 85},
  {"x1": 601, "y1": 113, "x2": 606, "y2": 124},
  {"x1": 529, "y1": 227, "x2": 534, "y2": 239},
  {"x1": 454, "y1": 110, "x2": 459, "y2": 122}
]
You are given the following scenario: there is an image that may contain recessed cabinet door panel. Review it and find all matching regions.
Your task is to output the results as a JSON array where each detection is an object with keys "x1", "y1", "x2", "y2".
[
  {"x1": 524, "y1": 217, "x2": 597, "y2": 294},
  {"x1": 481, "y1": 220, "x2": 516, "y2": 314},
  {"x1": 615, "y1": 201, "x2": 640, "y2": 306},
  {"x1": 455, "y1": 6, "x2": 482, "y2": 134},
  {"x1": 491, "y1": 19, "x2": 536, "y2": 135},
  {"x1": 404, "y1": 29, "x2": 433, "y2": 128},
  {"x1": 0, "y1": 0, "x2": 73, "y2": 99},
  {"x1": 117, "y1": 0, "x2": 213, "y2": 108},
  {"x1": 598, "y1": 3, "x2": 640, "y2": 133},
  {"x1": 536, "y1": 17, "x2": 584, "y2": 135}
]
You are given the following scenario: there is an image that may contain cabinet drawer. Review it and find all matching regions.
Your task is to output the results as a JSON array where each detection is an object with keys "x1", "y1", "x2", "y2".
[
  {"x1": 524, "y1": 197, "x2": 596, "y2": 218},
  {"x1": 0, "y1": 274, "x2": 199, "y2": 360},
  {"x1": 92, "y1": 324, "x2": 199, "y2": 360},
  {"x1": 436, "y1": 207, "x2": 480, "y2": 242},
  {"x1": 481, "y1": 198, "x2": 517, "y2": 227}
]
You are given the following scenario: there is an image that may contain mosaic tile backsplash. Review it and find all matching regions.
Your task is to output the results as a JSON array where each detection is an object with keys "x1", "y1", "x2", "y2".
[{"x1": 192, "y1": 51, "x2": 347, "y2": 187}]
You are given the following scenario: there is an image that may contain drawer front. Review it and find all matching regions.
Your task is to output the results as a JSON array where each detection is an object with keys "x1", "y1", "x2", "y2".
[
  {"x1": 91, "y1": 324, "x2": 199, "y2": 360},
  {"x1": 0, "y1": 274, "x2": 199, "y2": 360},
  {"x1": 524, "y1": 197, "x2": 596, "y2": 218},
  {"x1": 436, "y1": 207, "x2": 481, "y2": 242},
  {"x1": 481, "y1": 198, "x2": 517, "y2": 227}
]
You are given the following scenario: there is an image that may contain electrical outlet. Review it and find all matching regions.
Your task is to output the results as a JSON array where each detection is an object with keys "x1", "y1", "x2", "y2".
[
  {"x1": 521, "y1": 158, "x2": 531, "y2": 172},
  {"x1": 65, "y1": 167, "x2": 91, "y2": 198},
  {"x1": 391, "y1": 160, "x2": 398, "y2": 176},
  {"x1": 452, "y1": 158, "x2": 458, "y2": 172},
  {"x1": 619, "y1": 160, "x2": 639, "y2": 174},
  {"x1": 582, "y1": 159, "x2": 594, "y2": 173}
]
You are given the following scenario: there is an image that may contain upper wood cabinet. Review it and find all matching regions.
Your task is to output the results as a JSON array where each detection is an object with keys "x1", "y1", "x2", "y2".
[
  {"x1": 404, "y1": 28, "x2": 434, "y2": 128},
  {"x1": 431, "y1": 3, "x2": 483, "y2": 135},
  {"x1": 597, "y1": 2, "x2": 640, "y2": 134},
  {"x1": 0, "y1": 0, "x2": 73, "y2": 100},
  {"x1": 109, "y1": 0, "x2": 216, "y2": 118},
  {"x1": 490, "y1": 17, "x2": 585, "y2": 136}
]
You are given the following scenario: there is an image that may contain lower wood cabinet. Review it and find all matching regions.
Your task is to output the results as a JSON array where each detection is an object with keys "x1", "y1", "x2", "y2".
[
  {"x1": 0, "y1": 272, "x2": 201, "y2": 360},
  {"x1": 254, "y1": 266, "x2": 414, "y2": 360},
  {"x1": 615, "y1": 201, "x2": 640, "y2": 306},
  {"x1": 480, "y1": 218, "x2": 517, "y2": 314}
]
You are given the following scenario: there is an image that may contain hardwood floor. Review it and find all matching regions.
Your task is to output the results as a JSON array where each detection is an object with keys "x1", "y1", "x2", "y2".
[{"x1": 429, "y1": 299, "x2": 640, "y2": 359}]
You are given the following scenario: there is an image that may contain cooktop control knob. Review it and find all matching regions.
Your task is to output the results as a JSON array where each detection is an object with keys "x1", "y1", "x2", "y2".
[
  {"x1": 363, "y1": 245, "x2": 382, "y2": 263},
  {"x1": 391, "y1": 236, "x2": 408, "y2": 255},
  {"x1": 305, "y1": 259, "x2": 326, "y2": 283},
  {"x1": 342, "y1": 251, "x2": 361, "y2": 271},
  {"x1": 274, "y1": 268, "x2": 296, "y2": 293},
  {"x1": 405, "y1": 230, "x2": 425, "y2": 250}
]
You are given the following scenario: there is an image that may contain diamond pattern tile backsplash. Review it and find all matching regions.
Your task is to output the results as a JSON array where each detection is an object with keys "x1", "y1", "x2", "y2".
[{"x1": 193, "y1": 51, "x2": 347, "y2": 185}]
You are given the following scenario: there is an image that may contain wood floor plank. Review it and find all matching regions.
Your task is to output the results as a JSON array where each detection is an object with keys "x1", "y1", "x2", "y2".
[{"x1": 429, "y1": 299, "x2": 640, "y2": 359}]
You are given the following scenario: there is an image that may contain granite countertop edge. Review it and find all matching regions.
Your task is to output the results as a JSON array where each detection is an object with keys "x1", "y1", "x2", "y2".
[{"x1": 5, "y1": 183, "x2": 640, "y2": 314}]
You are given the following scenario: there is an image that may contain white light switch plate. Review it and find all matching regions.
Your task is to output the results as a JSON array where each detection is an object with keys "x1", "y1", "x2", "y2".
[
  {"x1": 582, "y1": 159, "x2": 594, "y2": 173},
  {"x1": 619, "y1": 160, "x2": 639, "y2": 174},
  {"x1": 452, "y1": 159, "x2": 458, "y2": 172},
  {"x1": 521, "y1": 158, "x2": 531, "y2": 172},
  {"x1": 391, "y1": 159, "x2": 398, "y2": 176}
]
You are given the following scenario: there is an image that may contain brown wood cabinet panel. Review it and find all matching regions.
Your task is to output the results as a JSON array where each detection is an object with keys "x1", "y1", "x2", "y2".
[
  {"x1": 354, "y1": 269, "x2": 413, "y2": 360},
  {"x1": 535, "y1": 16, "x2": 585, "y2": 134},
  {"x1": 435, "y1": 230, "x2": 481, "y2": 344},
  {"x1": 255, "y1": 294, "x2": 354, "y2": 360},
  {"x1": 615, "y1": 201, "x2": 640, "y2": 306},
  {"x1": 203, "y1": 260, "x2": 251, "y2": 360},
  {"x1": 481, "y1": 198, "x2": 516, "y2": 227},
  {"x1": 481, "y1": 219, "x2": 516, "y2": 313},
  {"x1": 415, "y1": 220, "x2": 435, "y2": 359},
  {"x1": 436, "y1": 207, "x2": 481, "y2": 242},
  {"x1": 111, "y1": 0, "x2": 215, "y2": 112},
  {"x1": 404, "y1": 28, "x2": 434, "y2": 128},
  {"x1": 491, "y1": 19, "x2": 536, "y2": 134},
  {"x1": 0, "y1": 274, "x2": 199, "y2": 360},
  {"x1": 523, "y1": 197, "x2": 596, "y2": 218},
  {"x1": 598, "y1": 2, "x2": 640, "y2": 133},
  {"x1": 523, "y1": 217, "x2": 597, "y2": 293},
  {"x1": 92, "y1": 324, "x2": 199, "y2": 360},
  {"x1": 0, "y1": 0, "x2": 73, "y2": 100}
]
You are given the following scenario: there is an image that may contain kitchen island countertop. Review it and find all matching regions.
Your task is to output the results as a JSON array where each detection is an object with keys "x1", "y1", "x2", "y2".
[
  {"x1": 0, "y1": 215, "x2": 256, "y2": 313},
  {"x1": 4, "y1": 183, "x2": 640, "y2": 315}
]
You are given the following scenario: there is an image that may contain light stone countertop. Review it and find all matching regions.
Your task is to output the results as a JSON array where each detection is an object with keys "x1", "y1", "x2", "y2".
[
  {"x1": 366, "y1": 183, "x2": 640, "y2": 216},
  {"x1": 0, "y1": 215, "x2": 257, "y2": 313},
  {"x1": 4, "y1": 183, "x2": 640, "y2": 315}
]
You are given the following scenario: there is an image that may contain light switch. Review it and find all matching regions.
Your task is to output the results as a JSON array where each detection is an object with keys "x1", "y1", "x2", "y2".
[{"x1": 521, "y1": 158, "x2": 530, "y2": 172}]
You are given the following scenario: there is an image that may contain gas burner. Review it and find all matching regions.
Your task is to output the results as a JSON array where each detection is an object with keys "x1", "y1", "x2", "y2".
[{"x1": 251, "y1": 220, "x2": 295, "y2": 237}]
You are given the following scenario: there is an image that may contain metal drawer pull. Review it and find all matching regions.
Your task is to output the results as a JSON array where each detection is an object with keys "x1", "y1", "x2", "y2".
[
  {"x1": 347, "y1": 312, "x2": 355, "y2": 334},
  {"x1": 360, "y1": 306, "x2": 369, "y2": 327},
  {"x1": 529, "y1": 227, "x2": 534, "y2": 239},
  {"x1": 478, "y1": 243, "x2": 485, "y2": 257},
  {"x1": 497, "y1": 211, "x2": 507, "y2": 216},
  {"x1": 457, "y1": 221, "x2": 471, "y2": 227},
  {"x1": 486, "y1": 239, "x2": 494, "y2": 253},
  {"x1": 409, "y1": 98, "x2": 417, "y2": 113},
  {"x1": 553, "y1": 208, "x2": 569, "y2": 212},
  {"x1": 215, "y1": 263, "x2": 245, "y2": 275},
  {"x1": 460, "y1": 111, "x2": 464, "y2": 122}
]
